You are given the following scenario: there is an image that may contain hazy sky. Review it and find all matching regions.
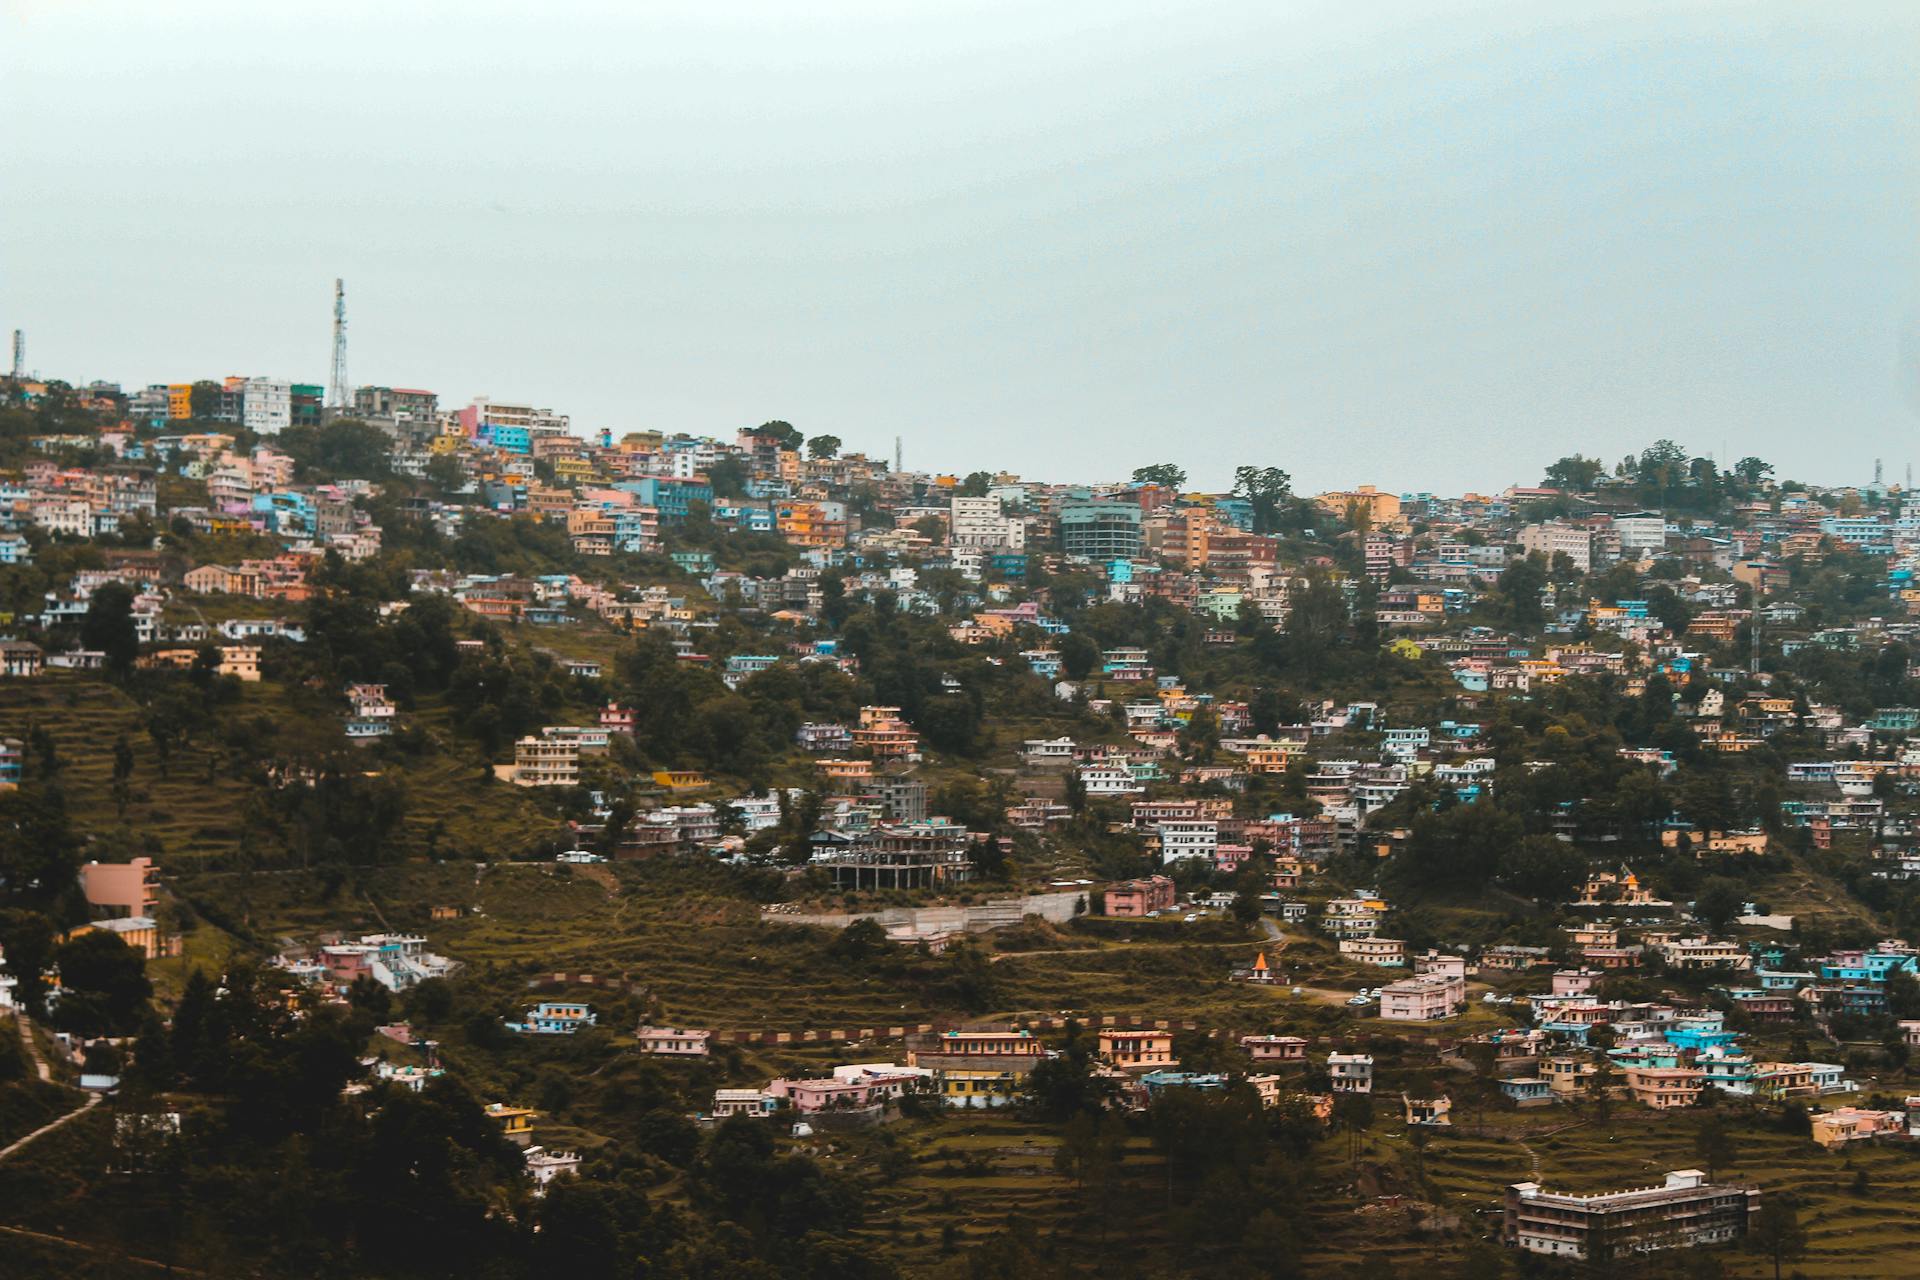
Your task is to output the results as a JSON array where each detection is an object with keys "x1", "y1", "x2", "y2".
[{"x1": 4, "y1": 0, "x2": 1916, "y2": 494}]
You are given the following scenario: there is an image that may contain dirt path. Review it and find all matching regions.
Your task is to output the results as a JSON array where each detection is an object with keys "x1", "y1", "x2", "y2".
[
  {"x1": 0, "y1": 1091, "x2": 98, "y2": 1163},
  {"x1": 13, "y1": 1011, "x2": 50, "y2": 1083},
  {"x1": 0, "y1": 1221, "x2": 202, "y2": 1274}
]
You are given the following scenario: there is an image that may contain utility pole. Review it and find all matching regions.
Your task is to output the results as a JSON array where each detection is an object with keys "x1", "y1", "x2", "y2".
[{"x1": 327, "y1": 278, "x2": 351, "y2": 409}]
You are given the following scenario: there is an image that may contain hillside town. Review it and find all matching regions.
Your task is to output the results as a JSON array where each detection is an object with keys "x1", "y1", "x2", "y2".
[{"x1": 1, "y1": 367, "x2": 1917, "y2": 1277}]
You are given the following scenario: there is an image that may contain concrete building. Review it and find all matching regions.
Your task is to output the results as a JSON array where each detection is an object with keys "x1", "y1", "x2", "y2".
[
  {"x1": 1098, "y1": 1029, "x2": 1176, "y2": 1072},
  {"x1": 1379, "y1": 972, "x2": 1466, "y2": 1021},
  {"x1": 1504, "y1": 1170, "x2": 1758, "y2": 1262},
  {"x1": 1327, "y1": 1052, "x2": 1373, "y2": 1093},
  {"x1": 79, "y1": 857, "x2": 160, "y2": 918},
  {"x1": 1059, "y1": 500, "x2": 1143, "y2": 561},
  {"x1": 1104, "y1": 875, "x2": 1176, "y2": 917},
  {"x1": 241, "y1": 378, "x2": 291, "y2": 435}
]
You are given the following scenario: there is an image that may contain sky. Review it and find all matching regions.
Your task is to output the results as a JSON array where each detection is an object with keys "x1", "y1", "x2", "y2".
[{"x1": 3, "y1": 0, "x2": 1916, "y2": 495}]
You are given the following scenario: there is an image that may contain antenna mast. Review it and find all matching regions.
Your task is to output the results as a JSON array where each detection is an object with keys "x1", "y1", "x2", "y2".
[
  {"x1": 8, "y1": 331, "x2": 20, "y2": 380},
  {"x1": 328, "y1": 278, "x2": 351, "y2": 409},
  {"x1": 894, "y1": 435, "x2": 902, "y2": 473}
]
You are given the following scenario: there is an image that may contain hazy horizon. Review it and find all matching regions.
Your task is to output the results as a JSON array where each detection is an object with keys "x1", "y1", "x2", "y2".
[{"x1": 4, "y1": 0, "x2": 1916, "y2": 494}]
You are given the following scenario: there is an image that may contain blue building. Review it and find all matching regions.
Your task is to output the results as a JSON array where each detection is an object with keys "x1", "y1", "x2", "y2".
[
  {"x1": 619, "y1": 476, "x2": 713, "y2": 523},
  {"x1": 506, "y1": 1001, "x2": 597, "y2": 1035}
]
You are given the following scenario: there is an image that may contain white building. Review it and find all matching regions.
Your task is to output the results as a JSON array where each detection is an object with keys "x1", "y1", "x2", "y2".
[
  {"x1": 1611, "y1": 512, "x2": 1668, "y2": 557},
  {"x1": 242, "y1": 378, "x2": 292, "y2": 435},
  {"x1": 1328, "y1": 1052, "x2": 1374, "y2": 1093},
  {"x1": 1518, "y1": 522, "x2": 1592, "y2": 572},
  {"x1": 1157, "y1": 820, "x2": 1219, "y2": 866},
  {"x1": 950, "y1": 495, "x2": 1026, "y2": 550}
]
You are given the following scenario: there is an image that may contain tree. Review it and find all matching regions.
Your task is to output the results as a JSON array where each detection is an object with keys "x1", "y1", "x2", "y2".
[
  {"x1": 807, "y1": 434, "x2": 842, "y2": 459},
  {"x1": 50, "y1": 928, "x2": 152, "y2": 1036},
  {"x1": 1131, "y1": 463, "x2": 1187, "y2": 489},
  {"x1": 1496, "y1": 554, "x2": 1550, "y2": 631},
  {"x1": 1543, "y1": 454, "x2": 1605, "y2": 492},
  {"x1": 749, "y1": 420, "x2": 804, "y2": 451},
  {"x1": 1059, "y1": 632, "x2": 1099, "y2": 682},
  {"x1": 1232, "y1": 466, "x2": 1293, "y2": 534},
  {"x1": 1693, "y1": 1112, "x2": 1736, "y2": 1180},
  {"x1": 1748, "y1": 1195, "x2": 1807, "y2": 1280},
  {"x1": 82, "y1": 581, "x2": 141, "y2": 674},
  {"x1": 1694, "y1": 877, "x2": 1746, "y2": 933},
  {"x1": 1331, "y1": 1091, "x2": 1374, "y2": 1166},
  {"x1": 1734, "y1": 457, "x2": 1774, "y2": 486}
]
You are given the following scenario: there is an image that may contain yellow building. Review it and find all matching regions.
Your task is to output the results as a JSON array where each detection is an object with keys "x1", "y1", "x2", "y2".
[
  {"x1": 484, "y1": 1103, "x2": 536, "y2": 1147},
  {"x1": 1314, "y1": 485, "x2": 1403, "y2": 530},
  {"x1": 167, "y1": 383, "x2": 194, "y2": 420}
]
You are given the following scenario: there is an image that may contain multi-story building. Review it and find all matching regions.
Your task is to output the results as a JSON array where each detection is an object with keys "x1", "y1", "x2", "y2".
[
  {"x1": 1104, "y1": 875, "x2": 1176, "y2": 917},
  {"x1": 1327, "y1": 1052, "x2": 1374, "y2": 1093},
  {"x1": 511, "y1": 735, "x2": 580, "y2": 787},
  {"x1": 354, "y1": 386, "x2": 439, "y2": 425},
  {"x1": 1611, "y1": 511, "x2": 1668, "y2": 557},
  {"x1": 950, "y1": 495, "x2": 1025, "y2": 550},
  {"x1": 240, "y1": 377, "x2": 291, "y2": 434},
  {"x1": 1379, "y1": 973, "x2": 1466, "y2": 1021},
  {"x1": 1097, "y1": 1029, "x2": 1176, "y2": 1072},
  {"x1": 1518, "y1": 521, "x2": 1594, "y2": 572},
  {"x1": 1504, "y1": 1170, "x2": 1758, "y2": 1262},
  {"x1": 1059, "y1": 500, "x2": 1143, "y2": 561},
  {"x1": 1156, "y1": 819, "x2": 1218, "y2": 866},
  {"x1": 79, "y1": 857, "x2": 161, "y2": 918}
]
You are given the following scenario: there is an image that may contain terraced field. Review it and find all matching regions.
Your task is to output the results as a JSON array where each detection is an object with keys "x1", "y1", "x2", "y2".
[{"x1": 1401, "y1": 1107, "x2": 1920, "y2": 1277}]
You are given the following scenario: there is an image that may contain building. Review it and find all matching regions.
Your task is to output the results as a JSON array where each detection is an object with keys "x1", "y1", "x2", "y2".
[
  {"x1": 1327, "y1": 1052, "x2": 1373, "y2": 1093},
  {"x1": 1518, "y1": 521, "x2": 1593, "y2": 572},
  {"x1": 1104, "y1": 875, "x2": 1176, "y2": 917},
  {"x1": 240, "y1": 377, "x2": 292, "y2": 434},
  {"x1": 524, "y1": 1146, "x2": 581, "y2": 1193},
  {"x1": 1339, "y1": 937, "x2": 1407, "y2": 967},
  {"x1": 1500, "y1": 1077, "x2": 1555, "y2": 1107},
  {"x1": 1156, "y1": 819, "x2": 1219, "y2": 866},
  {"x1": 1379, "y1": 973, "x2": 1466, "y2": 1021},
  {"x1": 1241, "y1": 1035, "x2": 1308, "y2": 1064},
  {"x1": 510, "y1": 734, "x2": 580, "y2": 787},
  {"x1": 1097, "y1": 1029, "x2": 1176, "y2": 1072},
  {"x1": 636, "y1": 1026, "x2": 712, "y2": 1057},
  {"x1": 485, "y1": 1103, "x2": 537, "y2": 1147},
  {"x1": 766, "y1": 1064, "x2": 930, "y2": 1113},
  {"x1": 506, "y1": 1001, "x2": 597, "y2": 1035},
  {"x1": 1058, "y1": 500, "x2": 1144, "y2": 561},
  {"x1": 1625, "y1": 1065, "x2": 1704, "y2": 1110},
  {"x1": 0, "y1": 641, "x2": 44, "y2": 678},
  {"x1": 79, "y1": 857, "x2": 161, "y2": 918},
  {"x1": 1810, "y1": 1107, "x2": 1906, "y2": 1148},
  {"x1": 711, "y1": 1089, "x2": 779, "y2": 1119},
  {"x1": 1504, "y1": 1170, "x2": 1759, "y2": 1262}
]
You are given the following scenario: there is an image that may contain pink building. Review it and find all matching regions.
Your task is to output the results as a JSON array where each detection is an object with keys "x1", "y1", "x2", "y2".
[
  {"x1": 1104, "y1": 875, "x2": 1176, "y2": 918},
  {"x1": 636, "y1": 1026, "x2": 712, "y2": 1057},
  {"x1": 766, "y1": 1065, "x2": 928, "y2": 1113},
  {"x1": 1552, "y1": 968, "x2": 1600, "y2": 997},
  {"x1": 1379, "y1": 973, "x2": 1466, "y2": 1021},
  {"x1": 79, "y1": 857, "x2": 159, "y2": 918},
  {"x1": 1241, "y1": 1035, "x2": 1308, "y2": 1064}
]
